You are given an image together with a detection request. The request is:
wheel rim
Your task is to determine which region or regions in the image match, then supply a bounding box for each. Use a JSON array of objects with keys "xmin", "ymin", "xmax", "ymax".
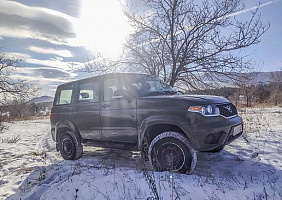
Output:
[
  {"xmin": 156, "ymin": 142, "xmax": 185, "ymax": 171},
  {"xmin": 62, "ymin": 137, "xmax": 74, "ymax": 158}
]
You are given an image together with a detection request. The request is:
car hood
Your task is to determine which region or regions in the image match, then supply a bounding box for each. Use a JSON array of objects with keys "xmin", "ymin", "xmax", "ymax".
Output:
[{"xmin": 142, "ymin": 94, "xmax": 230, "ymax": 105}]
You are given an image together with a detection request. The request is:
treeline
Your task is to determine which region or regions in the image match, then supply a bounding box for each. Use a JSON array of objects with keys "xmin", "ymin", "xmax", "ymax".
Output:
[
  {"xmin": 188, "ymin": 82, "xmax": 282, "ymax": 107},
  {"xmin": 1, "ymin": 100, "xmax": 52, "ymax": 120}
]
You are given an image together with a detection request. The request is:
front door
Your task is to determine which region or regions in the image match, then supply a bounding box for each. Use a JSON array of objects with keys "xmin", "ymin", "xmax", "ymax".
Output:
[{"xmin": 100, "ymin": 75, "xmax": 137, "ymax": 143}]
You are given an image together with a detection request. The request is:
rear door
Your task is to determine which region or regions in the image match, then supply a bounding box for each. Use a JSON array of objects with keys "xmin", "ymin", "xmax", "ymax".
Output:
[
  {"xmin": 72, "ymin": 78, "xmax": 102, "ymax": 140},
  {"xmin": 100, "ymin": 75, "xmax": 137, "ymax": 143}
]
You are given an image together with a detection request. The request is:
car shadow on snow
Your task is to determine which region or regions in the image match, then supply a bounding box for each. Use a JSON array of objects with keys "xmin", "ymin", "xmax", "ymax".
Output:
[
  {"xmin": 82, "ymin": 146, "xmax": 142, "ymax": 168},
  {"xmin": 7, "ymin": 146, "xmax": 282, "ymax": 199}
]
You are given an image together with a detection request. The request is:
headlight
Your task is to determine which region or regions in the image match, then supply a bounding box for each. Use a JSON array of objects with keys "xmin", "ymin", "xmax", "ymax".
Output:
[{"xmin": 188, "ymin": 105, "xmax": 220, "ymax": 117}]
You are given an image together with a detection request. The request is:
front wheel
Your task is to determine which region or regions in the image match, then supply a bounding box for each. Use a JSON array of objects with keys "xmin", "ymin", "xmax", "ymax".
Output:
[
  {"xmin": 59, "ymin": 131, "xmax": 83, "ymax": 160},
  {"xmin": 148, "ymin": 132, "xmax": 197, "ymax": 174}
]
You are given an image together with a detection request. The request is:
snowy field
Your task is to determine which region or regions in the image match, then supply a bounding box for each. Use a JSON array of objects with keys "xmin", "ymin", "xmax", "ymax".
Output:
[{"xmin": 0, "ymin": 107, "xmax": 282, "ymax": 200}]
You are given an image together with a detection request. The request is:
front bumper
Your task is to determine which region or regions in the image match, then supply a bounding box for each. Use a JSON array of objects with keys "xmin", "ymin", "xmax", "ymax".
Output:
[{"xmin": 182, "ymin": 115, "xmax": 243, "ymax": 152}]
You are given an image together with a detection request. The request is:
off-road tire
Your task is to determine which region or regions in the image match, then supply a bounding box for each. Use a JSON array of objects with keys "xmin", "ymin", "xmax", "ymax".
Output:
[
  {"xmin": 148, "ymin": 132, "xmax": 197, "ymax": 174},
  {"xmin": 59, "ymin": 131, "xmax": 83, "ymax": 160}
]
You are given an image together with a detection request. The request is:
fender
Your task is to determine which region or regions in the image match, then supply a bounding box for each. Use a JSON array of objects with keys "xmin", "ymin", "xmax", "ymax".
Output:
[
  {"xmin": 55, "ymin": 120, "xmax": 82, "ymax": 150},
  {"xmin": 138, "ymin": 115, "xmax": 197, "ymax": 150}
]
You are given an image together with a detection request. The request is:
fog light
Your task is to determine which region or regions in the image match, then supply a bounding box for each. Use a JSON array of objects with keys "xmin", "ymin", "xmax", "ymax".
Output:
[{"xmin": 204, "ymin": 132, "xmax": 223, "ymax": 144}]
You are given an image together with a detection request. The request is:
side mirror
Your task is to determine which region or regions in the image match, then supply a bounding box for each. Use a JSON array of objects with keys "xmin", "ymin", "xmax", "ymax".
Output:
[{"xmin": 80, "ymin": 92, "xmax": 90, "ymax": 99}]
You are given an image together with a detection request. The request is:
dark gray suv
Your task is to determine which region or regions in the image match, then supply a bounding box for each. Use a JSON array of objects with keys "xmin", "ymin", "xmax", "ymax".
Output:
[{"xmin": 50, "ymin": 73, "xmax": 243, "ymax": 174}]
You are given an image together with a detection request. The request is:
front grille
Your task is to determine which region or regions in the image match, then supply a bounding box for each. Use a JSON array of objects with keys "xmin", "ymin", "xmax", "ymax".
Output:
[{"xmin": 217, "ymin": 103, "xmax": 237, "ymax": 118}]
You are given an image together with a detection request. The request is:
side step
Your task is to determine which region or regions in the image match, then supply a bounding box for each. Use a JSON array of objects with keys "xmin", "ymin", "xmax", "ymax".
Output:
[{"xmin": 82, "ymin": 140, "xmax": 138, "ymax": 151}]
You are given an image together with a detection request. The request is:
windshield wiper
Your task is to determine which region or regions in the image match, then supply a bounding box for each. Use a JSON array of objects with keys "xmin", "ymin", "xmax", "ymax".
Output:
[
  {"xmin": 163, "ymin": 90, "xmax": 177, "ymax": 95},
  {"xmin": 143, "ymin": 90, "xmax": 177, "ymax": 96}
]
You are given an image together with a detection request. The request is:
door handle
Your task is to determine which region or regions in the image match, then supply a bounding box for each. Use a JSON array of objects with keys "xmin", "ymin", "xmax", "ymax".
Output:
[{"xmin": 102, "ymin": 104, "xmax": 110, "ymax": 108}]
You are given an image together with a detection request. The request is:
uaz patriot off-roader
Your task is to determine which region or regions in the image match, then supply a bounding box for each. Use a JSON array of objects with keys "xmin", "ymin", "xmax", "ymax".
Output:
[{"xmin": 50, "ymin": 73, "xmax": 243, "ymax": 174}]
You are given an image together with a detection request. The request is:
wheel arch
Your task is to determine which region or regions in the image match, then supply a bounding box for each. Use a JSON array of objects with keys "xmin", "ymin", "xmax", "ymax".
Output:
[
  {"xmin": 138, "ymin": 115, "xmax": 195, "ymax": 150},
  {"xmin": 55, "ymin": 121, "xmax": 82, "ymax": 150}
]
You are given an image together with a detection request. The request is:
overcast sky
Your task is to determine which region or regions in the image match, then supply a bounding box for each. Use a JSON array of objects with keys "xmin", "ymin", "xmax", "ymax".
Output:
[{"xmin": 0, "ymin": 0, "xmax": 281, "ymax": 96}]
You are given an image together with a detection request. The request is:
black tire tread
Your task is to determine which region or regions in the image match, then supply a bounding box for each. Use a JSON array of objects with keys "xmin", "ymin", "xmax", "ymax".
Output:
[
  {"xmin": 60, "ymin": 131, "xmax": 83, "ymax": 160},
  {"xmin": 148, "ymin": 131, "xmax": 197, "ymax": 174}
]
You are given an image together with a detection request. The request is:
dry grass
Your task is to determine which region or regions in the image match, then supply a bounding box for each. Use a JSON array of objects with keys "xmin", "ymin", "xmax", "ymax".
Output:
[
  {"xmin": 5, "ymin": 116, "xmax": 49, "ymax": 122},
  {"xmin": 1, "ymin": 135, "xmax": 20, "ymax": 143}
]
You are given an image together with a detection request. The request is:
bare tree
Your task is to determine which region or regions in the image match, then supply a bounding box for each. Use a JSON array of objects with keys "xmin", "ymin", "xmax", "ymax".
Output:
[
  {"xmin": 76, "ymin": 53, "xmax": 121, "ymax": 75},
  {"xmin": 122, "ymin": 0, "xmax": 269, "ymax": 89},
  {"xmin": 0, "ymin": 52, "xmax": 35, "ymax": 96},
  {"xmin": 9, "ymin": 97, "xmax": 30, "ymax": 118},
  {"xmin": 0, "ymin": 51, "xmax": 38, "ymax": 130},
  {"xmin": 271, "ymin": 68, "xmax": 282, "ymax": 91},
  {"xmin": 270, "ymin": 68, "xmax": 282, "ymax": 105},
  {"xmin": 235, "ymin": 73, "xmax": 257, "ymax": 107}
]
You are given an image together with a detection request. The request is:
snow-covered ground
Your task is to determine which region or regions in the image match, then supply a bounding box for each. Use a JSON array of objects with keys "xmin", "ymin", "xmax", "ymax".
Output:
[{"xmin": 0, "ymin": 107, "xmax": 282, "ymax": 200}]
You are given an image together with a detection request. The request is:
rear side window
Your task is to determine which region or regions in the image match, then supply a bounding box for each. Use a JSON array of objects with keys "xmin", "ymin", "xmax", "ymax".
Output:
[
  {"xmin": 56, "ymin": 85, "xmax": 73, "ymax": 105},
  {"xmin": 78, "ymin": 81, "xmax": 100, "ymax": 103}
]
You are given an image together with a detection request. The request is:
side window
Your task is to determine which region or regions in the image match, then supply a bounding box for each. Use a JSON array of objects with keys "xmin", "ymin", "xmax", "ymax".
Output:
[
  {"xmin": 56, "ymin": 85, "xmax": 73, "ymax": 105},
  {"xmin": 78, "ymin": 81, "xmax": 100, "ymax": 103},
  {"xmin": 103, "ymin": 78, "xmax": 128, "ymax": 101}
]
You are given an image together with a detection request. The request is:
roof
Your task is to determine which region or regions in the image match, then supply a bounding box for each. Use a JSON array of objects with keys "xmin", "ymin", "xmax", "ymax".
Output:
[{"xmin": 57, "ymin": 72, "xmax": 149, "ymax": 88}]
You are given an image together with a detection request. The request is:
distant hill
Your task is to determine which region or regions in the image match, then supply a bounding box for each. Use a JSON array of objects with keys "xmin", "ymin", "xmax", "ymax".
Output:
[
  {"xmin": 230, "ymin": 71, "xmax": 274, "ymax": 85},
  {"xmin": 245, "ymin": 72, "xmax": 273, "ymax": 85},
  {"xmin": 201, "ymin": 71, "xmax": 277, "ymax": 87},
  {"xmin": 29, "ymin": 96, "xmax": 54, "ymax": 104}
]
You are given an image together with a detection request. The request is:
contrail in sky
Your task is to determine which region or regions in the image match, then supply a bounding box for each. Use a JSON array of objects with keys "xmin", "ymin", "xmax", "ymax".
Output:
[
  {"xmin": 226, "ymin": 0, "xmax": 280, "ymax": 18},
  {"xmin": 137, "ymin": 0, "xmax": 280, "ymax": 46}
]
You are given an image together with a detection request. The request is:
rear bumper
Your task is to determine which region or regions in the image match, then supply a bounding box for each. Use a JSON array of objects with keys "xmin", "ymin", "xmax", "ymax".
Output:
[{"xmin": 182, "ymin": 115, "xmax": 243, "ymax": 152}]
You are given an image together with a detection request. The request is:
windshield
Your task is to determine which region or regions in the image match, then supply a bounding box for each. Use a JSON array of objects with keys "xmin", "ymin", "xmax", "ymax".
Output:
[{"xmin": 127, "ymin": 75, "xmax": 177, "ymax": 97}]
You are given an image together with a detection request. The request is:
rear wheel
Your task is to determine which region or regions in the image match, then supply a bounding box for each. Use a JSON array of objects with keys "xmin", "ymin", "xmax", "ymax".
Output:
[
  {"xmin": 59, "ymin": 131, "xmax": 83, "ymax": 160},
  {"xmin": 148, "ymin": 132, "xmax": 197, "ymax": 174}
]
